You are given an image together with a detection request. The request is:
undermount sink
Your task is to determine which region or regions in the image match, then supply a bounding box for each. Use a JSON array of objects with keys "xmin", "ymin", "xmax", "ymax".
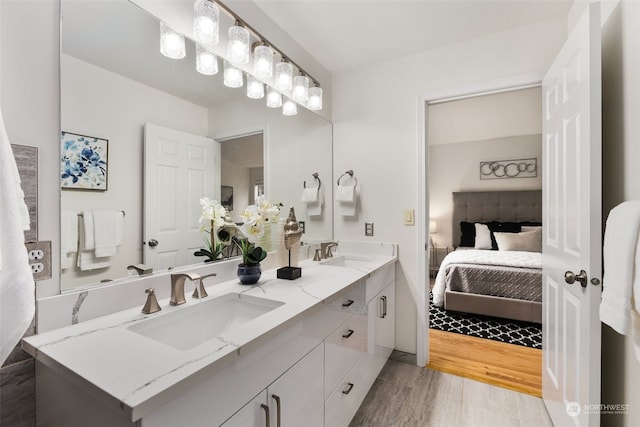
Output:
[
  {"xmin": 321, "ymin": 254, "xmax": 377, "ymax": 268},
  {"xmin": 127, "ymin": 293, "xmax": 284, "ymax": 351}
]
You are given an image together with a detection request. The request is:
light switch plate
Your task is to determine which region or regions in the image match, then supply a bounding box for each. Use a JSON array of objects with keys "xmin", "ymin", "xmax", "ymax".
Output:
[
  {"xmin": 404, "ymin": 209, "xmax": 415, "ymax": 226},
  {"xmin": 25, "ymin": 241, "xmax": 52, "ymax": 281},
  {"xmin": 365, "ymin": 222, "xmax": 374, "ymax": 237}
]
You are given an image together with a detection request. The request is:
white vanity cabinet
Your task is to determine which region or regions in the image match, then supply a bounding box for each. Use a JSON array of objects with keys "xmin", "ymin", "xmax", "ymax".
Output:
[{"xmin": 222, "ymin": 343, "xmax": 324, "ymax": 427}]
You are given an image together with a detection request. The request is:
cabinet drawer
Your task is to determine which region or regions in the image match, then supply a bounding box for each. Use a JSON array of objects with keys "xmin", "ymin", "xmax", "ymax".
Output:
[
  {"xmin": 324, "ymin": 313, "xmax": 366, "ymax": 399},
  {"xmin": 324, "ymin": 359, "xmax": 371, "ymax": 427},
  {"xmin": 315, "ymin": 280, "xmax": 365, "ymax": 338}
]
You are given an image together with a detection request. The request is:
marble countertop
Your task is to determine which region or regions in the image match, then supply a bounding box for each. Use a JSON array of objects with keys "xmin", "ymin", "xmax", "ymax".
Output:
[{"xmin": 22, "ymin": 253, "xmax": 396, "ymax": 422}]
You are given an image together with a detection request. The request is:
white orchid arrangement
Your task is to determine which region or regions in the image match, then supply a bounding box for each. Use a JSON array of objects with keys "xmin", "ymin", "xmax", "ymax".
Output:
[
  {"xmin": 194, "ymin": 197, "xmax": 229, "ymax": 261},
  {"xmin": 237, "ymin": 196, "xmax": 282, "ymax": 266}
]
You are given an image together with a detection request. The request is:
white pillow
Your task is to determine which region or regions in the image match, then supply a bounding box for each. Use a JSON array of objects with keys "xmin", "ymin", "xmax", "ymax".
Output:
[
  {"xmin": 494, "ymin": 229, "xmax": 542, "ymax": 252},
  {"xmin": 521, "ymin": 226, "xmax": 541, "ymax": 232},
  {"xmin": 474, "ymin": 223, "xmax": 492, "ymax": 249}
]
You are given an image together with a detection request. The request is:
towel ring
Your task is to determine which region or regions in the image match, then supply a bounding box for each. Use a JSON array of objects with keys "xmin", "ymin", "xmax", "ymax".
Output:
[
  {"xmin": 304, "ymin": 172, "xmax": 321, "ymax": 190},
  {"xmin": 337, "ymin": 170, "xmax": 358, "ymax": 187}
]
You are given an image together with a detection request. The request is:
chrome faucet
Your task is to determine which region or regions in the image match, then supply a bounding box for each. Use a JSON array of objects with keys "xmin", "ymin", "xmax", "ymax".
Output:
[
  {"xmin": 170, "ymin": 272, "xmax": 217, "ymax": 305},
  {"xmin": 321, "ymin": 242, "xmax": 339, "ymax": 259}
]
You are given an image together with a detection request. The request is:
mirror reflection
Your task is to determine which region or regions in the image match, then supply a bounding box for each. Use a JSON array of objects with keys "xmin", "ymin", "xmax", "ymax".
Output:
[{"xmin": 60, "ymin": 0, "xmax": 333, "ymax": 291}]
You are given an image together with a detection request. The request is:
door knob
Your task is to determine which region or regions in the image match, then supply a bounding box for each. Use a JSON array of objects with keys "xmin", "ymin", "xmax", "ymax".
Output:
[
  {"xmin": 565, "ymin": 270, "xmax": 588, "ymax": 288},
  {"xmin": 148, "ymin": 239, "xmax": 159, "ymax": 248}
]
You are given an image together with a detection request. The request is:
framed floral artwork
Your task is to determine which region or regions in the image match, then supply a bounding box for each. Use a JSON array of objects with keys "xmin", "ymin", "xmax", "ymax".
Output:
[{"xmin": 60, "ymin": 132, "xmax": 108, "ymax": 190}]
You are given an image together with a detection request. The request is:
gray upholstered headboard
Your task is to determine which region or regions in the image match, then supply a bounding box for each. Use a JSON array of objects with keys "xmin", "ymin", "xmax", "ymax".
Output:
[{"xmin": 451, "ymin": 190, "xmax": 542, "ymax": 247}]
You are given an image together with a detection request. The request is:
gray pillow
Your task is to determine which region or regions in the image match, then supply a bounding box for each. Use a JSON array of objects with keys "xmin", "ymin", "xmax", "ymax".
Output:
[{"xmin": 494, "ymin": 229, "xmax": 542, "ymax": 252}]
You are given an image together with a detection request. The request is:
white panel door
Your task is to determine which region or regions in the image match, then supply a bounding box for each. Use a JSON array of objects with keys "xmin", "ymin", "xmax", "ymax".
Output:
[
  {"xmin": 542, "ymin": 3, "xmax": 601, "ymax": 426},
  {"xmin": 144, "ymin": 123, "xmax": 220, "ymax": 270}
]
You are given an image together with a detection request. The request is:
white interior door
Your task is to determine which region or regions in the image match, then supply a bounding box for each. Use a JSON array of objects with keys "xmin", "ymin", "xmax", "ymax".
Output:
[
  {"xmin": 542, "ymin": 3, "xmax": 601, "ymax": 426},
  {"xmin": 144, "ymin": 123, "xmax": 220, "ymax": 270}
]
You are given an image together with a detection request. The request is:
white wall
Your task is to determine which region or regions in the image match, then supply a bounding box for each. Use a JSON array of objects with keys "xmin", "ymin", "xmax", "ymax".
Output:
[
  {"xmin": 332, "ymin": 18, "xmax": 567, "ymax": 353},
  {"xmin": 601, "ymin": 1, "xmax": 640, "ymax": 425},
  {"xmin": 429, "ymin": 135, "xmax": 542, "ymax": 248},
  {"xmin": 60, "ymin": 54, "xmax": 209, "ymax": 289},
  {"xmin": 1, "ymin": 0, "xmax": 60, "ymax": 299}
]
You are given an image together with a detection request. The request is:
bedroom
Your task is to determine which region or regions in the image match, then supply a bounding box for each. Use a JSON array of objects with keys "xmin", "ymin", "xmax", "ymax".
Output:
[{"xmin": 426, "ymin": 87, "xmax": 544, "ymax": 394}]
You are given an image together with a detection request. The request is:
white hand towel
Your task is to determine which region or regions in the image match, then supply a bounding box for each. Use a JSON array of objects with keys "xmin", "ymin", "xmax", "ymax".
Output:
[
  {"xmin": 77, "ymin": 216, "xmax": 111, "ymax": 271},
  {"xmin": 336, "ymin": 184, "xmax": 355, "ymax": 202},
  {"xmin": 93, "ymin": 210, "xmax": 124, "ymax": 258},
  {"xmin": 61, "ymin": 211, "xmax": 78, "ymax": 270},
  {"xmin": 306, "ymin": 186, "xmax": 324, "ymax": 217},
  {"xmin": 80, "ymin": 210, "xmax": 95, "ymax": 250},
  {"xmin": 301, "ymin": 187, "xmax": 319, "ymax": 203},
  {"xmin": 600, "ymin": 201, "xmax": 640, "ymax": 337},
  {"xmin": 0, "ymin": 112, "xmax": 34, "ymax": 365}
]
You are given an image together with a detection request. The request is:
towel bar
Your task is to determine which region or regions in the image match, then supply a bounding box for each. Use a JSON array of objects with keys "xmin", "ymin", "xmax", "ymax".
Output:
[{"xmin": 78, "ymin": 210, "xmax": 125, "ymax": 217}]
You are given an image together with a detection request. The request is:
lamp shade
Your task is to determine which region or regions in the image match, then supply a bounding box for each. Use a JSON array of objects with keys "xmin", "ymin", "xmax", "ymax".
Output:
[
  {"xmin": 193, "ymin": 0, "xmax": 219, "ymax": 45},
  {"xmin": 160, "ymin": 22, "xmax": 185, "ymax": 59},
  {"xmin": 196, "ymin": 44, "xmax": 218, "ymax": 75},
  {"xmin": 246, "ymin": 76, "xmax": 265, "ymax": 99},
  {"xmin": 292, "ymin": 75, "xmax": 309, "ymax": 103},
  {"xmin": 227, "ymin": 24, "xmax": 250, "ymax": 64},
  {"xmin": 266, "ymin": 87, "xmax": 282, "ymax": 108},
  {"xmin": 223, "ymin": 60, "xmax": 243, "ymax": 88},
  {"xmin": 275, "ymin": 61, "xmax": 293, "ymax": 92},
  {"xmin": 282, "ymin": 98, "xmax": 297, "ymax": 116},
  {"xmin": 307, "ymin": 86, "xmax": 323, "ymax": 111},
  {"xmin": 253, "ymin": 45, "xmax": 274, "ymax": 79},
  {"xmin": 429, "ymin": 220, "xmax": 438, "ymax": 234}
]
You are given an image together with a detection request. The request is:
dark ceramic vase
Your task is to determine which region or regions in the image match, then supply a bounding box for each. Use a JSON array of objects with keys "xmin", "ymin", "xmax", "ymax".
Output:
[{"xmin": 237, "ymin": 264, "xmax": 262, "ymax": 285}]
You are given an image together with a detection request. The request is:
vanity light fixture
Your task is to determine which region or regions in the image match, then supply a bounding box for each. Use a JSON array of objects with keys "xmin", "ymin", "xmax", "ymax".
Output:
[
  {"xmin": 307, "ymin": 85, "xmax": 323, "ymax": 111},
  {"xmin": 196, "ymin": 44, "xmax": 218, "ymax": 75},
  {"xmin": 193, "ymin": 0, "xmax": 219, "ymax": 45},
  {"xmin": 246, "ymin": 75, "xmax": 265, "ymax": 99},
  {"xmin": 227, "ymin": 21, "xmax": 250, "ymax": 64},
  {"xmin": 223, "ymin": 60, "xmax": 243, "ymax": 88},
  {"xmin": 266, "ymin": 87, "xmax": 283, "ymax": 108},
  {"xmin": 275, "ymin": 60, "xmax": 293, "ymax": 92},
  {"xmin": 160, "ymin": 22, "xmax": 185, "ymax": 59},
  {"xmin": 292, "ymin": 74, "xmax": 310, "ymax": 103},
  {"xmin": 282, "ymin": 98, "xmax": 297, "ymax": 116},
  {"xmin": 253, "ymin": 43, "xmax": 274, "ymax": 79}
]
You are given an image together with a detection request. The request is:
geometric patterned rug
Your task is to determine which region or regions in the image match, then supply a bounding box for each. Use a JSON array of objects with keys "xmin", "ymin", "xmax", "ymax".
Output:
[{"xmin": 429, "ymin": 292, "xmax": 542, "ymax": 349}]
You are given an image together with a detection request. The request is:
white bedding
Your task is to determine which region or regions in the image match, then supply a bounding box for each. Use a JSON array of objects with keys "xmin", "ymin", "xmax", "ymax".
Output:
[{"xmin": 432, "ymin": 249, "xmax": 542, "ymax": 307}]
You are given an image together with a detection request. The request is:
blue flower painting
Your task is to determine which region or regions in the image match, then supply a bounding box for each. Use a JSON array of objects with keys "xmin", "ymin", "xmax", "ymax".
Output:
[{"xmin": 61, "ymin": 132, "xmax": 108, "ymax": 190}]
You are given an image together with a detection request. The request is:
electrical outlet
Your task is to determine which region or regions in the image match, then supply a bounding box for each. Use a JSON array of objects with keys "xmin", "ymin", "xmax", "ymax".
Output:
[
  {"xmin": 365, "ymin": 222, "xmax": 374, "ymax": 237},
  {"xmin": 25, "ymin": 241, "xmax": 52, "ymax": 281},
  {"xmin": 299, "ymin": 221, "xmax": 305, "ymax": 234}
]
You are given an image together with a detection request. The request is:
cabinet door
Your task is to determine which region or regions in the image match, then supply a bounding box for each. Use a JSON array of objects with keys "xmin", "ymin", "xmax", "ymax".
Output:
[
  {"xmin": 221, "ymin": 390, "xmax": 268, "ymax": 427},
  {"xmin": 367, "ymin": 281, "xmax": 396, "ymax": 361},
  {"xmin": 268, "ymin": 344, "xmax": 324, "ymax": 427}
]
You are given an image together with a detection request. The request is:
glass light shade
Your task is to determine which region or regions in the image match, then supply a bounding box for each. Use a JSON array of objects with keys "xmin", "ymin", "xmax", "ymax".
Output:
[
  {"xmin": 275, "ymin": 62, "xmax": 293, "ymax": 91},
  {"xmin": 196, "ymin": 44, "xmax": 218, "ymax": 75},
  {"xmin": 227, "ymin": 25, "xmax": 250, "ymax": 64},
  {"xmin": 253, "ymin": 45, "xmax": 274, "ymax": 79},
  {"xmin": 266, "ymin": 87, "xmax": 282, "ymax": 108},
  {"xmin": 223, "ymin": 61, "xmax": 243, "ymax": 88},
  {"xmin": 160, "ymin": 22, "xmax": 185, "ymax": 59},
  {"xmin": 282, "ymin": 98, "xmax": 297, "ymax": 116},
  {"xmin": 292, "ymin": 75, "xmax": 309, "ymax": 103},
  {"xmin": 246, "ymin": 76, "xmax": 265, "ymax": 99},
  {"xmin": 193, "ymin": 0, "xmax": 219, "ymax": 45},
  {"xmin": 307, "ymin": 86, "xmax": 323, "ymax": 110}
]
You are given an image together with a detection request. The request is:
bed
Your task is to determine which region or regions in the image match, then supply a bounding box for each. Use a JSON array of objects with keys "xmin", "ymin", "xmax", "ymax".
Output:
[{"xmin": 432, "ymin": 190, "xmax": 543, "ymax": 323}]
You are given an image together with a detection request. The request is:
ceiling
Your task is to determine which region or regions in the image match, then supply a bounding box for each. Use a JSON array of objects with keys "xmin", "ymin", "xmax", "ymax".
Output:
[{"xmin": 253, "ymin": 0, "xmax": 574, "ymax": 73}]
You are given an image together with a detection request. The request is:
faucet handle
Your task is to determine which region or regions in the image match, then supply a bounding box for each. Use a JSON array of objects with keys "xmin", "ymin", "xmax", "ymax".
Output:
[
  {"xmin": 313, "ymin": 248, "xmax": 323, "ymax": 262},
  {"xmin": 142, "ymin": 288, "xmax": 161, "ymax": 314},
  {"xmin": 191, "ymin": 279, "xmax": 209, "ymax": 299}
]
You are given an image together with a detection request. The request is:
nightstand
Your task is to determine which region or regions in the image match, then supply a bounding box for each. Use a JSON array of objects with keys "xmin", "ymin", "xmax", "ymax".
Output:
[{"xmin": 429, "ymin": 246, "xmax": 450, "ymax": 277}]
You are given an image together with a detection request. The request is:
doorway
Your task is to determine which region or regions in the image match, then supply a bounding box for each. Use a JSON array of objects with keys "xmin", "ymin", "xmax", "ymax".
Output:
[{"xmin": 421, "ymin": 84, "xmax": 544, "ymax": 396}]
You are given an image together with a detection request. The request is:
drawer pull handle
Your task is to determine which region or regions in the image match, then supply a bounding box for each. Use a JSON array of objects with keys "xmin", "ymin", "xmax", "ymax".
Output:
[
  {"xmin": 379, "ymin": 295, "xmax": 387, "ymax": 318},
  {"xmin": 342, "ymin": 382, "xmax": 355, "ymax": 395},
  {"xmin": 272, "ymin": 394, "xmax": 281, "ymax": 427},
  {"xmin": 342, "ymin": 329, "xmax": 354, "ymax": 339},
  {"xmin": 261, "ymin": 403, "xmax": 270, "ymax": 427},
  {"xmin": 342, "ymin": 299, "xmax": 354, "ymax": 307}
]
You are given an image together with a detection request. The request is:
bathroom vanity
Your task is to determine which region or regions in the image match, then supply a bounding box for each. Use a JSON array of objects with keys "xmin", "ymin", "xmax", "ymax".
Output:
[{"xmin": 23, "ymin": 244, "xmax": 397, "ymax": 427}]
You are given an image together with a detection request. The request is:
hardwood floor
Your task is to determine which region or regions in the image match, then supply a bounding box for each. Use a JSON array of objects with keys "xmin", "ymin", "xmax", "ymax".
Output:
[
  {"xmin": 427, "ymin": 329, "xmax": 542, "ymax": 397},
  {"xmin": 349, "ymin": 358, "xmax": 552, "ymax": 427}
]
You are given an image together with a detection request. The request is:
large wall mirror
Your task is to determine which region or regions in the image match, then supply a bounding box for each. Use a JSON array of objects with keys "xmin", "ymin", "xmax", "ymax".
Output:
[{"xmin": 60, "ymin": 0, "xmax": 333, "ymax": 291}]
